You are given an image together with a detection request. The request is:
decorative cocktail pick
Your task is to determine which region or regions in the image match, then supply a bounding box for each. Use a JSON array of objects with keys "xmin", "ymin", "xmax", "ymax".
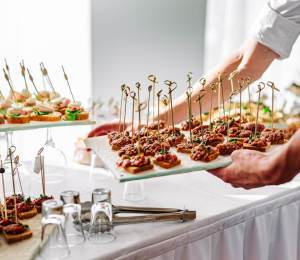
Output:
[
  {"xmin": 156, "ymin": 89, "xmax": 163, "ymax": 143},
  {"xmin": 186, "ymin": 89, "xmax": 193, "ymax": 146},
  {"xmin": 40, "ymin": 62, "xmax": 56, "ymax": 92},
  {"xmin": 135, "ymin": 82, "xmax": 141, "ymax": 129},
  {"xmin": 146, "ymin": 85, "xmax": 152, "ymax": 132},
  {"xmin": 122, "ymin": 87, "xmax": 130, "ymax": 135},
  {"xmin": 34, "ymin": 148, "xmax": 46, "ymax": 196},
  {"xmin": 237, "ymin": 78, "xmax": 244, "ymax": 130},
  {"xmin": 0, "ymin": 160, "xmax": 7, "ymax": 219},
  {"xmin": 162, "ymin": 95, "xmax": 169, "ymax": 126},
  {"xmin": 20, "ymin": 60, "xmax": 29, "ymax": 92},
  {"xmin": 227, "ymin": 90, "xmax": 239, "ymax": 136},
  {"xmin": 3, "ymin": 68, "xmax": 17, "ymax": 101},
  {"xmin": 130, "ymin": 91, "xmax": 136, "ymax": 138},
  {"xmin": 8, "ymin": 146, "xmax": 18, "ymax": 222},
  {"xmin": 209, "ymin": 82, "xmax": 217, "ymax": 130},
  {"xmin": 197, "ymin": 78, "xmax": 206, "ymax": 126},
  {"xmin": 62, "ymin": 66, "xmax": 76, "ymax": 102},
  {"xmin": 119, "ymin": 84, "xmax": 126, "ymax": 132},
  {"xmin": 164, "ymin": 80, "xmax": 177, "ymax": 134},
  {"xmin": 218, "ymin": 73, "xmax": 226, "ymax": 119},
  {"xmin": 27, "ymin": 68, "xmax": 40, "ymax": 95},
  {"xmin": 254, "ymin": 82, "xmax": 265, "ymax": 137},
  {"xmin": 14, "ymin": 156, "xmax": 23, "ymax": 196},
  {"xmin": 266, "ymin": 81, "xmax": 280, "ymax": 130},
  {"xmin": 148, "ymin": 74, "xmax": 158, "ymax": 122},
  {"xmin": 4, "ymin": 58, "xmax": 13, "ymax": 86},
  {"xmin": 228, "ymin": 70, "xmax": 239, "ymax": 116},
  {"xmin": 244, "ymin": 77, "xmax": 252, "ymax": 116}
]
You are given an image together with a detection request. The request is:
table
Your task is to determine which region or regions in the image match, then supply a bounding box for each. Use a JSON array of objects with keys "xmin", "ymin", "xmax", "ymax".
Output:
[{"xmin": 36, "ymin": 164, "xmax": 300, "ymax": 260}]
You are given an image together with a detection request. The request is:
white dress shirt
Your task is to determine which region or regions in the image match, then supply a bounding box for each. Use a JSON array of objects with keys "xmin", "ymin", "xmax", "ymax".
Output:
[{"xmin": 251, "ymin": 0, "xmax": 300, "ymax": 59}]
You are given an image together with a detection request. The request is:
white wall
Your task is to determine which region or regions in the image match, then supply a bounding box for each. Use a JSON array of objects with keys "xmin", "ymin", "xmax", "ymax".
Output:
[
  {"xmin": 91, "ymin": 0, "xmax": 206, "ymax": 103},
  {"xmin": 0, "ymin": 0, "xmax": 91, "ymax": 161}
]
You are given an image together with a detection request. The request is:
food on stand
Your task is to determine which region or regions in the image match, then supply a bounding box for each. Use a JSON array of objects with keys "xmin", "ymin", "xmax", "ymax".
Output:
[
  {"xmin": 153, "ymin": 151, "xmax": 181, "ymax": 169},
  {"xmin": 3, "ymin": 223, "xmax": 32, "ymax": 243},
  {"xmin": 190, "ymin": 145, "xmax": 219, "ymax": 162},
  {"xmin": 6, "ymin": 107, "xmax": 30, "ymax": 124},
  {"xmin": 17, "ymin": 198, "xmax": 38, "ymax": 220},
  {"xmin": 31, "ymin": 104, "xmax": 61, "ymax": 122},
  {"xmin": 64, "ymin": 102, "xmax": 89, "ymax": 121},
  {"xmin": 117, "ymin": 155, "xmax": 154, "ymax": 174}
]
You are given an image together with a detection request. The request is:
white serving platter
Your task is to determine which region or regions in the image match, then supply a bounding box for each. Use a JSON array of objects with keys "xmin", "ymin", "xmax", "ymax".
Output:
[
  {"xmin": 85, "ymin": 136, "xmax": 233, "ymax": 182},
  {"xmin": 0, "ymin": 120, "xmax": 96, "ymax": 132}
]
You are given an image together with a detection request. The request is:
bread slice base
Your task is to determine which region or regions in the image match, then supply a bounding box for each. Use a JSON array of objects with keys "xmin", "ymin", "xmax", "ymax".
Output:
[
  {"xmin": 124, "ymin": 163, "xmax": 154, "ymax": 174},
  {"xmin": 6, "ymin": 115, "xmax": 30, "ymax": 124},
  {"xmin": 3, "ymin": 229, "xmax": 33, "ymax": 244},
  {"xmin": 18, "ymin": 207, "xmax": 38, "ymax": 220},
  {"xmin": 153, "ymin": 159, "xmax": 181, "ymax": 169},
  {"xmin": 30, "ymin": 112, "xmax": 61, "ymax": 122}
]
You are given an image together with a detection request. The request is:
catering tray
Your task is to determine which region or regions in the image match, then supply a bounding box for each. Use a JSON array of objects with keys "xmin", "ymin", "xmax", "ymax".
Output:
[
  {"xmin": 0, "ymin": 120, "xmax": 95, "ymax": 133},
  {"xmin": 85, "ymin": 136, "xmax": 232, "ymax": 182}
]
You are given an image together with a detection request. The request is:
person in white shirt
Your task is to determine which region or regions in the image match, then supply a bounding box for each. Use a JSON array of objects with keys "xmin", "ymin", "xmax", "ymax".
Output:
[{"xmin": 92, "ymin": 0, "xmax": 300, "ymax": 189}]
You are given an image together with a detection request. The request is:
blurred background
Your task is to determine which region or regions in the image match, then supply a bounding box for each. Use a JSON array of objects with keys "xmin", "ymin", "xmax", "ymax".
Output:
[{"xmin": 0, "ymin": 0, "xmax": 299, "ymax": 162}]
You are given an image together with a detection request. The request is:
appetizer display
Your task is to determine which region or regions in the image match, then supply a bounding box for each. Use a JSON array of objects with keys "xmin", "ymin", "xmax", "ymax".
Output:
[{"xmin": 3, "ymin": 223, "xmax": 32, "ymax": 244}]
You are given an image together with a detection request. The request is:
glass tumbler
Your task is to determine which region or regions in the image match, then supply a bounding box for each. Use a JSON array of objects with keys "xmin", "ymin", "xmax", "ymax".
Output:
[
  {"xmin": 60, "ymin": 190, "xmax": 85, "ymax": 246},
  {"xmin": 88, "ymin": 201, "xmax": 115, "ymax": 244},
  {"xmin": 40, "ymin": 199, "xmax": 70, "ymax": 260}
]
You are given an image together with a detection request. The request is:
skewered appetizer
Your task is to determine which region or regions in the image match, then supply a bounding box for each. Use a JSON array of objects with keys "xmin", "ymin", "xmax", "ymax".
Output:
[
  {"xmin": 243, "ymin": 122, "xmax": 265, "ymax": 133},
  {"xmin": 17, "ymin": 198, "xmax": 38, "ymax": 220},
  {"xmin": 64, "ymin": 101, "xmax": 89, "ymax": 121},
  {"xmin": 23, "ymin": 97, "xmax": 36, "ymax": 108},
  {"xmin": 148, "ymin": 120, "xmax": 166, "ymax": 131},
  {"xmin": 118, "ymin": 143, "xmax": 140, "ymax": 157},
  {"xmin": 153, "ymin": 151, "xmax": 181, "ymax": 169},
  {"xmin": 0, "ymin": 218, "xmax": 16, "ymax": 232},
  {"xmin": 261, "ymin": 128, "xmax": 286, "ymax": 144},
  {"xmin": 31, "ymin": 104, "xmax": 61, "ymax": 121},
  {"xmin": 108, "ymin": 131, "xmax": 130, "ymax": 144},
  {"xmin": 139, "ymin": 135, "xmax": 158, "ymax": 145},
  {"xmin": 197, "ymin": 132, "xmax": 225, "ymax": 147},
  {"xmin": 176, "ymin": 140, "xmax": 193, "ymax": 153},
  {"xmin": 227, "ymin": 126, "xmax": 252, "ymax": 139},
  {"xmin": 243, "ymin": 136, "xmax": 270, "ymax": 152},
  {"xmin": 142, "ymin": 141, "xmax": 170, "ymax": 156},
  {"xmin": 3, "ymin": 223, "xmax": 32, "ymax": 244},
  {"xmin": 190, "ymin": 145, "xmax": 219, "ymax": 162},
  {"xmin": 0, "ymin": 99, "xmax": 12, "ymax": 115},
  {"xmin": 50, "ymin": 97, "xmax": 71, "ymax": 114},
  {"xmin": 191, "ymin": 125, "xmax": 209, "ymax": 135},
  {"xmin": 33, "ymin": 195, "xmax": 54, "ymax": 213},
  {"xmin": 110, "ymin": 135, "xmax": 132, "ymax": 151},
  {"xmin": 117, "ymin": 155, "xmax": 153, "ymax": 174},
  {"xmin": 6, "ymin": 194, "xmax": 24, "ymax": 209},
  {"xmin": 181, "ymin": 117, "xmax": 200, "ymax": 131},
  {"xmin": 216, "ymin": 139, "xmax": 243, "ymax": 155},
  {"xmin": 6, "ymin": 107, "xmax": 30, "ymax": 124}
]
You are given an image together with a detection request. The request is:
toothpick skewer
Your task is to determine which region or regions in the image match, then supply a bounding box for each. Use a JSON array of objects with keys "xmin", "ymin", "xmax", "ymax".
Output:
[
  {"xmin": 4, "ymin": 59, "xmax": 13, "ymax": 86},
  {"xmin": 209, "ymin": 83, "xmax": 217, "ymax": 130},
  {"xmin": 27, "ymin": 69, "xmax": 40, "ymax": 95},
  {"xmin": 146, "ymin": 85, "xmax": 152, "ymax": 134},
  {"xmin": 227, "ymin": 90, "xmax": 239, "ymax": 136},
  {"xmin": 245, "ymin": 77, "xmax": 252, "ymax": 117},
  {"xmin": 20, "ymin": 60, "xmax": 29, "ymax": 92},
  {"xmin": 135, "ymin": 82, "xmax": 141, "ymax": 129},
  {"xmin": 266, "ymin": 81, "xmax": 280, "ymax": 130},
  {"xmin": 255, "ymin": 82, "xmax": 265, "ymax": 137},
  {"xmin": 0, "ymin": 90, "xmax": 5, "ymax": 100},
  {"xmin": 164, "ymin": 80, "xmax": 177, "ymax": 134},
  {"xmin": 37, "ymin": 148, "xmax": 46, "ymax": 196},
  {"xmin": 238, "ymin": 79, "xmax": 244, "ymax": 130},
  {"xmin": 3, "ymin": 69, "xmax": 17, "ymax": 101},
  {"xmin": 119, "ymin": 84, "xmax": 126, "ymax": 133},
  {"xmin": 0, "ymin": 160, "xmax": 7, "ymax": 219},
  {"xmin": 162, "ymin": 95, "xmax": 169, "ymax": 126},
  {"xmin": 8, "ymin": 146, "xmax": 17, "ymax": 223},
  {"xmin": 218, "ymin": 73, "xmax": 226, "ymax": 119},
  {"xmin": 14, "ymin": 156, "xmax": 23, "ymax": 196},
  {"xmin": 157, "ymin": 90, "xmax": 163, "ymax": 143},
  {"xmin": 62, "ymin": 66, "xmax": 76, "ymax": 102},
  {"xmin": 122, "ymin": 87, "xmax": 130, "ymax": 135},
  {"xmin": 40, "ymin": 63, "xmax": 55, "ymax": 92},
  {"xmin": 228, "ymin": 70, "xmax": 239, "ymax": 116},
  {"xmin": 130, "ymin": 91, "xmax": 136, "ymax": 138},
  {"xmin": 148, "ymin": 75, "xmax": 158, "ymax": 123}
]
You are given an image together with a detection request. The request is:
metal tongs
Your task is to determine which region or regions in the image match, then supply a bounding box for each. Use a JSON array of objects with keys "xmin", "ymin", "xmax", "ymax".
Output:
[{"xmin": 81, "ymin": 202, "xmax": 196, "ymax": 225}]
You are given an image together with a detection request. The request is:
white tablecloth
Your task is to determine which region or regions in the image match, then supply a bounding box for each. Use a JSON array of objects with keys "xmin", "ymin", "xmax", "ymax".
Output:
[{"xmin": 36, "ymin": 165, "xmax": 300, "ymax": 260}]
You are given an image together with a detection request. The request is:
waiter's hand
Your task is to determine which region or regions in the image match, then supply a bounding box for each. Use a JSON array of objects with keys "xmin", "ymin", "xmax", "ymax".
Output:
[
  {"xmin": 208, "ymin": 149, "xmax": 286, "ymax": 189},
  {"xmin": 87, "ymin": 122, "xmax": 127, "ymax": 138}
]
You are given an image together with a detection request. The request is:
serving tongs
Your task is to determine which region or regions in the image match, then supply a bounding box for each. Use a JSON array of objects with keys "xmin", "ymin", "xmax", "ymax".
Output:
[{"xmin": 80, "ymin": 202, "xmax": 196, "ymax": 225}]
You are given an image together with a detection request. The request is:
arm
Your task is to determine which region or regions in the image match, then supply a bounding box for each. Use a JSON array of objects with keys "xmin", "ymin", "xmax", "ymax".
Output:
[{"xmin": 209, "ymin": 129, "xmax": 300, "ymax": 189}]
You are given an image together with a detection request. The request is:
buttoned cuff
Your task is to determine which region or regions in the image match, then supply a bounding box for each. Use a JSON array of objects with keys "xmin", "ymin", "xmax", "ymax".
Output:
[{"xmin": 249, "ymin": 6, "xmax": 300, "ymax": 59}]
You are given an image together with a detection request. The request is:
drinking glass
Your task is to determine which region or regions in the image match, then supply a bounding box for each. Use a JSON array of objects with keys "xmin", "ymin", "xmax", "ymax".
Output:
[
  {"xmin": 60, "ymin": 190, "xmax": 85, "ymax": 246},
  {"xmin": 40, "ymin": 199, "xmax": 70, "ymax": 260}
]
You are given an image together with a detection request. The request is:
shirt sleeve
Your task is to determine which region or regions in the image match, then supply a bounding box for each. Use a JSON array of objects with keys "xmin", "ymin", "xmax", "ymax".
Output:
[{"xmin": 250, "ymin": 0, "xmax": 300, "ymax": 59}]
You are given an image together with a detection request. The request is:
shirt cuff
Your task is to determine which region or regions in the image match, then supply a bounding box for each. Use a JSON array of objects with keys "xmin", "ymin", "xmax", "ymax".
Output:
[{"xmin": 249, "ymin": 6, "xmax": 300, "ymax": 59}]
